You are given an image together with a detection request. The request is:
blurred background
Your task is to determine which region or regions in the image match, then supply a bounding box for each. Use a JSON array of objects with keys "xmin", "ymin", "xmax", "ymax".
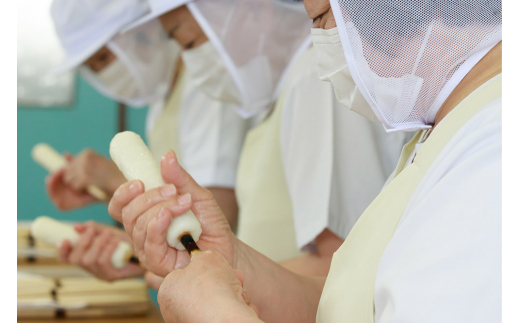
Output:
[
  {"xmin": 17, "ymin": 0, "xmax": 148, "ymax": 224},
  {"xmin": 17, "ymin": 0, "xmax": 157, "ymax": 310}
]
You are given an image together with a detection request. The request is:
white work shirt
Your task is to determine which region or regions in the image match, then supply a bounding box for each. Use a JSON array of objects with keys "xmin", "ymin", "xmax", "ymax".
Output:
[
  {"xmin": 374, "ymin": 98, "xmax": 502, "ymax": 323},
  {"xmin": 280, "ymin": 48, "xmax": 410, "ymax": 249},
  {"xmin": 146, "ymin": 71, "xmax": 250, "ymax": 189}
]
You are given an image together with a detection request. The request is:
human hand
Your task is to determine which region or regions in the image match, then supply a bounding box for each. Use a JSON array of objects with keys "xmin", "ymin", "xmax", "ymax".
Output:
[
  {"xmin": 108, "ymin": 150, "xmax": 236, "ymax": 277},
  {"xmin": 46, "ymin": 168, "xmax": 98, "ymax": 210},
  {"xmin": 62, "ymin": 149, "xmax": 126, "ymax": 195},
  {"xmin": 46, "ymin": 149, "xmax": 126, "ymax": 210},
  {"xmin": 57, "ymin": 221, "xmax": 145, "ymax": 281},
  {"xmin": 158, "ymin": 251, "xmax": 260, "ymax": 323}
]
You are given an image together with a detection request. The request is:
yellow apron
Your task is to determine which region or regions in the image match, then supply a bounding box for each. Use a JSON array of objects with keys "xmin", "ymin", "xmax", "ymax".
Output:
[
  {"xmin": 317, "ymin": 75, "xmax": 501, "ymax": 323},
  {"xmin": 148, "ymin": 67, "xmax": 186, "ymax": 163},
  {"xmin": 236, "ymin": 94, "xmax": 305, "ymax": 262}
]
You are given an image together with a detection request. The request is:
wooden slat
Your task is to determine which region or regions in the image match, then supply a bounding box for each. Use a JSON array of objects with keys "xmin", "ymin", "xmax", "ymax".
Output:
[{"xmin": 18, "ymin": 302, "xmax": 158, "ymax": 321}]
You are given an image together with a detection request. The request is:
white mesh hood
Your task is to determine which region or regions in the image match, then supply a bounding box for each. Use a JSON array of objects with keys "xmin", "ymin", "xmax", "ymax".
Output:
[
  {"xmin": 80, "ymin": 19, "xmax": 181, "ymax": 107},
  {"xmin": 330, "ymin": 0, "xmax": 502, "ymax": 132},
  {"xmin": 188, "ymin": 0, "xmax": 312, "ymax": 117}
]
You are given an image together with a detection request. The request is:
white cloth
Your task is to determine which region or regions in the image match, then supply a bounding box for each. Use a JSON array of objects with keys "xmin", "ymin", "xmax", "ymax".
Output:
[
  {"xmin": 123, "ymin": 0, "xmax": 191, "ymax": 32},
  {"xmin": 146, "ymin": 70, "xmax": 250, "ymax": 189},
  {"xmin": 79, "ymin": 20, "xmax": 180, "ymax": 107},
  {"xmin": 374, "ymin": 99, "xmax": 501, "ymax": 323},
  {"xmin": 50, "ymin": 0, "xmax": 149, "ymax": 74},
  {"xmin": 280, "ymin": 48, "xmax": 409, "ymax": 249},
  {"xmin": 188, "ymin": 0, "xmax": 312, "ymax": 117},
  {"xmin": 329, "ymin": 0, "xmax": 501, "ymax": 132}
]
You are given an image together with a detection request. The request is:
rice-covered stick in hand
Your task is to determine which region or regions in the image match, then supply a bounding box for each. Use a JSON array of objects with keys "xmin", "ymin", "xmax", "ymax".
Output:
[
  {"xmin": 30, "ymin": 216, "xmax": 137, "ymax": 269},
  {"xmin": 109, "ymin": 131, "xmax": 202, "ymax": 253},
  {"xmin": 31, "ymin": 143, "xmax": 108, "ymax": 201}
]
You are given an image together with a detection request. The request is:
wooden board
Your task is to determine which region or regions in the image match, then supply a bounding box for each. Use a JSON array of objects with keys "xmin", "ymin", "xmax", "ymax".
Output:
[
  {"xmin": 17, "ymin": 303, "xmax": 164, "ymax": 323},
  {"xmin": 18, "ymin": 272, "xmax": 151, "ymax": 320}
]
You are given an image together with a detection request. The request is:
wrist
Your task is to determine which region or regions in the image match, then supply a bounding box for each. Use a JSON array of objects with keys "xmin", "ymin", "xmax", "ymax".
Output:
[{"xmin": 210, "ymin": 298, "xmax": 262, "ymax": 323}]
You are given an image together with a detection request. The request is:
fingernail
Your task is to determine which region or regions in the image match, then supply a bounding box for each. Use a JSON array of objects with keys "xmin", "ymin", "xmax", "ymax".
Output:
[
  {"xmin": 178, "ymin": 193, "xmax": 191, "ymax": 206},
  {"xmin": 129, "ymin": 181, "xmax": 142, "ymax": 194},
  {"xmin": 162, "ymin": 150, "xmax": 175, "ymax": 161},
  {"xmin": 56, "ymin": 241, "xmax": 63, "ymax": 249},
  {"xmin": 161, "ymin": 184, "xmax": 177, "ymax": 197}
]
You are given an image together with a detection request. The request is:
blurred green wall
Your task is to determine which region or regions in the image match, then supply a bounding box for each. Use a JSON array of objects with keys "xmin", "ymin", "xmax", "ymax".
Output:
[{"xmin": 17, "ymin": 76, "xmax": 148, "ymax": 224}]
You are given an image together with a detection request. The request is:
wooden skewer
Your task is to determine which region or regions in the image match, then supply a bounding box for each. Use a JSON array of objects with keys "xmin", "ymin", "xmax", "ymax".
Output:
[{"xmin": 180, "ymin": 234, "xmax": 201, "ymax": 258}]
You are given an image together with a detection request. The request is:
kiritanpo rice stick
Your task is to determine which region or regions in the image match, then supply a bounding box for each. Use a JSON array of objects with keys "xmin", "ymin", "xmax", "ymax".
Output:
[
  {"xmin": 109, "ymin": 131, "xmax": 201, "ymax": 255},
  {"xmin": 30, "ymin": 216, "xmax": 138, "ymax": 268}
]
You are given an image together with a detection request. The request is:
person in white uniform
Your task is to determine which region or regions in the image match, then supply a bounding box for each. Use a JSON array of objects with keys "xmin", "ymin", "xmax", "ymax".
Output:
[
  {"xmin": 105, "ymin": 0, "xmax": 501, "ymax": 322},
  {"xmin": 46, "ymin": 0, "xmax": 248, "ymax": 227},
  {"xmin": 125, "ymin": 0, "xmax": 314, "ymax": 264},
  {"xmin": 278, "ymin": 47, "xmax": 409, "ymax": 274},
  {"xmin": 45, "ymin": 0, "xmax": 248, "ymax": 282},
  {"xmin": 159, "ymin": 0, "xmax": 407, "ymax": 272}
]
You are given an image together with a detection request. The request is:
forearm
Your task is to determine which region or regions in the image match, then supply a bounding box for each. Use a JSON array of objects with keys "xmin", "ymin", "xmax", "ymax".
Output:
[
  {"xmin": 280, "ymin": 253, "xmax": 332, "ymax": 277},
  {"xmin": 280, "ymin": 229, "xmax": 343, "ymax": 277},
  {"xmin": 234, "ymin": 239, "xmax": 324, "ymax": 323}
]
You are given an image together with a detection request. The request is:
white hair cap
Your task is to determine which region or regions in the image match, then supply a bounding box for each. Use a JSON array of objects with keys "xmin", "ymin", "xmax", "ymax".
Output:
[
  {"xmin": 50, "ymin": 0, "xmax": 150, "ymax": 74},
  {"xmin": 79, "ymin": 20, "xmax": 181, "ymax": 107},
  {"xmin": 188, "ymin": 0, "xmax": 312, "ymax": 117},
  {"xmin": 330, "ymin": 0, "xmax": 502, "ymax": 132},
  {"xmin": 123, "ymin": 0, "xmax": 191, "ymax": 32}
]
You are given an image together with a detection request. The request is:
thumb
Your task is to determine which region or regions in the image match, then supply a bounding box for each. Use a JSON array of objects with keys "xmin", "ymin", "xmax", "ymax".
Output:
[{"xmin": 160, "ymin": 150, "xmax": 213, "ymax": 202}]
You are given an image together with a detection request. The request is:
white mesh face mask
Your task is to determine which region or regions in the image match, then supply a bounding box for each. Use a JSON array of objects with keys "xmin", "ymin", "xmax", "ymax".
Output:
[
  {"xmin": 329, "ymin": 0, "xmax": 502, "ymax": 132},
  {"xmin": 80, "ymin": 19, "xmax": 181, "ymax": 107},
  {"xmin": 188, "ymin": 0, "xmax": 312, "ymax": 117}
]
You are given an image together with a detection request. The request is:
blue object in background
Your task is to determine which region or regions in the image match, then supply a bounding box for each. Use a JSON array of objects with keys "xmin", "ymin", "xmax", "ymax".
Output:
[{"xmin": 17, "ymin": 76, "xmax": 160, "ymax": 307}]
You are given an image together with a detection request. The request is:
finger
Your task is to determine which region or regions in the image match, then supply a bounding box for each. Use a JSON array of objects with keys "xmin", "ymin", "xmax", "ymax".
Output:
[
  {"xmin": 242, "ymin": 288, "xmax": 252, "ymax": 305},
  {"xmin": 241, "ymin": 288, "xmax": 251, "ymax": 305},
  {"xmin": 160, "ymin": 150, "xmax": 213, "ymax": 202},
  {"xmin": 73, "ymin": 223, "xmax": 87, "ymax": 233},
  {"xmin": 45, "ymin": 171, "xmax": 63, "ymax": 203},
  {"xmin": 122, "ymin": 184, "xmax": 178, "ymax": 234},
  {"xmin": 63, "ymin": 169, "xmax": 84, "ymax": 191},
  {"xmin": 108, "ymin": 180, "xmax": 144, "ymax": 223},
  {"xmin": 57, "ymin": 240, "xmax": 72, "ymax": 263},
  {"xmin": 82, "ymin": 231, "xmax": 112, "ymax": 271},
  {"xmin": 142, "ymin": 207, "xmax": 180, "ymax": 276},
  {"xmin": 81, "ymin": 221, "xmax": 103, "ymax": 235},
  {"xmin": 62, "ymin": 167, "xmax": 74, "ymax": 185},
  {"xmin": 233, "ymin": 269, "xmax": 245, "ymax": 286},
  {"xmin": 131, "ymin": 193, "xmax": 192, "ymax": 254},
  {"xmin": 46, "ymin": 169, "xmax": 64, "ymax": 191},
  {"xmin": 63, "ymin": 153, "xmax": 74, "ymax": 162},
  {"xmin": 98, "ymin": 238, "xmax": 120, "ymax": 278},
  {"xmin": 67, "ymin": 227, "xmax": 96, "ymax": 264},
  {"xmin": 249, "ymin": 304, "xmax": 259, "ymax": 316}
]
